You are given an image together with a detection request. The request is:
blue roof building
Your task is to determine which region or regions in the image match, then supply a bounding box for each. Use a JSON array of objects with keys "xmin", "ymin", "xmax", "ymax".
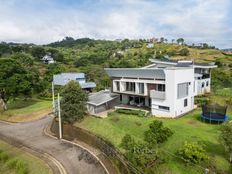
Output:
[{"xmin": 53, "ymin": 73, "xmax": 96, "ymax": 89}]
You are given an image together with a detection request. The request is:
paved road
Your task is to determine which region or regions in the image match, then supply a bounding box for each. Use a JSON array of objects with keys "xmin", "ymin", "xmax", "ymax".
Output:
[{"xmin": 0, "ymin": 116, "xmax": 106, "ymax": 174}]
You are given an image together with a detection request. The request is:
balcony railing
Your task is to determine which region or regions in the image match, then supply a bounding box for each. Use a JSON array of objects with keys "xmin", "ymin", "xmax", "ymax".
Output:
[{"xmin": 150, "ymin": 90, "xmax": 165, "ymax": 100}]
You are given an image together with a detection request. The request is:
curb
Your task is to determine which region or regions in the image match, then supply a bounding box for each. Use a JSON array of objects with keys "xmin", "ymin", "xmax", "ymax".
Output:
[{"xmin": 43, "ymin": 125, "xmax": 110, "ymax": 174}]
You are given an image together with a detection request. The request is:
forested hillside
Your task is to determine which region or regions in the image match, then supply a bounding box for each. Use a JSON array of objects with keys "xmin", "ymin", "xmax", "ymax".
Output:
[{"xmin": 0, "ymin": 37, "xmax": 232, "ymax": 105}]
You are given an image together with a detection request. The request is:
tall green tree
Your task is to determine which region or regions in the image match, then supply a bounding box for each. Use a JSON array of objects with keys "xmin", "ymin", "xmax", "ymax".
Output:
[
  {"xmin": 177, "ymin": 38, "xmax": 184, "ymax": 45},
  {"xmin": 60, "ymin": 81, "xmax": 87, "ymax": 123},
  {"xmin": 31, "ymin": 46, "xmax": 46, "ymax": 59},
  {"xmin": 0, "ymin": 58, "xmax": 40, "ymax": 109}
]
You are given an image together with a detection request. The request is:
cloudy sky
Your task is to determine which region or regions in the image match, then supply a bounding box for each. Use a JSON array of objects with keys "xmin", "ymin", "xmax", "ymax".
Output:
[{"xmin": 0, "ymin": 0, "xmax": 231, "ymax": 48}]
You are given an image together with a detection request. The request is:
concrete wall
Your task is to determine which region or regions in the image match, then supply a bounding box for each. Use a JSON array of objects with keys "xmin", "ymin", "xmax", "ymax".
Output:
[{"xmin": 151, "ymin": 68, "xmax": 195, "ymax": 118}]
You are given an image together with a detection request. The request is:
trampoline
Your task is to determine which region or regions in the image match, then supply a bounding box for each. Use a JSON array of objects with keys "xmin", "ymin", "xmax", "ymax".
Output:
[{"xmin": 201, "ymin": 104, "xmax": 229, "ymax": 123}]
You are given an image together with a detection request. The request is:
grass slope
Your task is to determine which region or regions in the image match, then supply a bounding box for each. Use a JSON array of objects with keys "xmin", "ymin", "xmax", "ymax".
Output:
[
  {"xmin": 0, "ymin": 98, "xmax": 52, "ymax": 122},
  {"xmin": 77, "ymin": 109, "xmax": 232, "ymax": 174},
  {"xmin": 0, "ymin": 140, "xmax": 52, "ymax": 174}
]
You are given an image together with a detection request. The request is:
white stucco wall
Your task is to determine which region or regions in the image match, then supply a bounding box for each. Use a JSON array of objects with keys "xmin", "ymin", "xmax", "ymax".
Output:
[{"xmin": 151, "ymin": 68, "xmax": 195, "ymax": 118}]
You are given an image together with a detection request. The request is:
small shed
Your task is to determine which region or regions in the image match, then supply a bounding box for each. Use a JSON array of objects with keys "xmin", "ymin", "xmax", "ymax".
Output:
[{"xmin": 87, "ymin": 90, "xmax": 120, "ymax": 115}]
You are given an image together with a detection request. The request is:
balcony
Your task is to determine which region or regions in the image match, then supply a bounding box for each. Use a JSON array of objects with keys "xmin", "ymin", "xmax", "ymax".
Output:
[{"xmin": 150, "ymin": 90, "xmax": 165, "ymax": 100}]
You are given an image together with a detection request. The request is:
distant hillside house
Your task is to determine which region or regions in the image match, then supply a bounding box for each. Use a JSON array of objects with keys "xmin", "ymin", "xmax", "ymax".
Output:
[
  {"xmin": 53, "ymin": 73, "xmax": 96, "ymax": 91},
  {"xmin": 147, "ymin": 43, "xmax": 154, "ymax": 48},
  {"xmin": 42, "ymin": 55, "xmax": 54, "ymax": 64}
]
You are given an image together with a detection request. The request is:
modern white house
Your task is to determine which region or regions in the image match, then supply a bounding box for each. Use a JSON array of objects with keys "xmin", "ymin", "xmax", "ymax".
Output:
[
  {"xmin": 42, "ymin": 54, "xmax": 55, "ymax": 64},
  {"xmin": 53, "ymin": 73, "xmax": 96, "ymax": 91},
  {"xmin": 105, "ymin": 59, "xmax": 217, "ymax": 118}
]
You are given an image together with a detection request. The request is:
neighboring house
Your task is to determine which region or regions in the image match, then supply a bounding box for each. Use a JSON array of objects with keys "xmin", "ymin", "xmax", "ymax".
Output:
[
  {"xmin": 42, "ymin": 55, "xmax": 55, "ymax": 64},
  {"xmin": 53, "ymin": 73, "xmax": 96, "ymax": 91},
  {"xmin": 105, "ymin": 59, "xmax": 217, "ymax": 118},
  {"xmin": 87, "ymin": 90, "xmax": 120, "ymax": 115},
  {"xmin": 146, "ymin": 43, "xmax": 154, "ymax": 48}
]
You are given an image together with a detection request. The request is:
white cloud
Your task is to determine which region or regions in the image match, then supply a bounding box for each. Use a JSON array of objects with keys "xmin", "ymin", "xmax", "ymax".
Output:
[{"xmin": 0, "ymin": 0, "xmax": 231, "ymax": 48}]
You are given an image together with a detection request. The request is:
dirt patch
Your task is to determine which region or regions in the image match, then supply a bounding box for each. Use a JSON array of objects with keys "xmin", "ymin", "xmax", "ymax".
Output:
[{"xmin": 7, "ymin": 108, "xmax": 52, "ymax": 122}]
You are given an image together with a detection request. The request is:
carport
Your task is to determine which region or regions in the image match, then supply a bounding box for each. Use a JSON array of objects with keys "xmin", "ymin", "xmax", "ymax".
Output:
[{"xmin": 87, "ymin": 90, "xmax": 120, "ymax": 115}]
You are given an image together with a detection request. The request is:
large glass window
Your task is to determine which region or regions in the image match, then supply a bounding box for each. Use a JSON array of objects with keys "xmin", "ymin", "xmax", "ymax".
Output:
[
  {"xmin": 177, "ymin": 83, "xmax": 189, "ymax": 99},
  {"xmin": 155, "ymin": 84, "xmax": 165, "ymax": 92},
  {"xmin": 126, "ymin": 82, "xmax": 135, "ymax": 92},
  {"xmin": 116, "ymin": 81, "xmax": 120, "ymax": 91},
  {"xmin": 138, "ymin": 83, "xmax": 144, "ymax": 94}
]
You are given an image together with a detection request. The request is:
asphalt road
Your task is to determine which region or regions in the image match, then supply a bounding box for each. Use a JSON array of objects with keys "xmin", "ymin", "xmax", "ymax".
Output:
[{"xmin": 0, "ymin": 116, "xmax": 106, "ymax": 174}]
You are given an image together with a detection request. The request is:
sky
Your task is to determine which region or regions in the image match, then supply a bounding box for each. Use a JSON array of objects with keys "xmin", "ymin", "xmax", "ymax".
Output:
[{"xmin": 0, "ymin": 0, "xmax": 231, "ymax": 48}]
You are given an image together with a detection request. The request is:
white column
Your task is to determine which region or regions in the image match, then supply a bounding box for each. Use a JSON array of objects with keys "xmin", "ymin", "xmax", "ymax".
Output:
[
  {"xmin": 52, "ymin": 82, "xmax": 55, "ymax": 113},
  {"xmin": 57, "ymin": 93, "xmax": 62, "ymax": 139}
]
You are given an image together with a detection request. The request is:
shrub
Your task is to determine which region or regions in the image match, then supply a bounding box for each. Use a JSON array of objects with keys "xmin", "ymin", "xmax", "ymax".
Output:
[
  {"xmin": 144, "ymin": 120, "xmax": 173, "ymax": 145},
  {"xmin": 220, "ymin": 121, "xmax": 232, "ymax": 162},
  {"xmin": 178, "ymin": 142, "xmax": 209, "ymax": 164},
  {"xmin": 0, "ymin": 152, "xmax": 9, "ymax": 162},
  {"xmin": 115, "ymin": 109, "xmax": 146, "ymax": 117},
  {"xmin": 6, "ymin": 158, "xmax": 28, "ymax": 174},
  {"xmin": 179, "ymin": 48, "xmax": 189, "ymax": 56},
  {"xmin": 194, "ymin": 97, "xmax": 209, "ymax": 106},
  {"xmin": 6, "ymin": 158, "xmax": 18, "ymax": 169},
  {"xmin": 120, "ymin": 134, "xmax": 161, "ymax": 174}
]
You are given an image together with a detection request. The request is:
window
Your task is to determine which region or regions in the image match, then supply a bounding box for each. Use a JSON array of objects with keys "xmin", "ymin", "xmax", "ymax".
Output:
[
  {"xmin": 177, "ymin": 83, "xmax": 189, "ymax": 99},
  {"xmin": 155, "ymin": 84, "xmax": 165, "ymax": 92},
  {"xmin": 206, "ymin": 81, "xmax": 209, "ymax": 87},
  {"xmin": 116, "ymin": 81, "xmax": 120, "ymax": 91},
  {"xmin": 184, "ymin": 99, "xmax": 188, "ymax": 107},
  {"xmin": 202, "ymin": 82, "xmax": 205, "ymax": 88},
  {"xmin": 138, "ymin": 83, "xmax": 144, "ymax": 94},
  {"xmin": 126, "ymin": 82, "xmax": 135, "ymax": 92},
  {"xmin": 158, "ymin": 105, "xmax": 170, "ymax": 111}
]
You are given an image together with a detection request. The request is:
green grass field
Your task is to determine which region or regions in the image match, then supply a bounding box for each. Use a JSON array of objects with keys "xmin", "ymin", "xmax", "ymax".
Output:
[
  {"xmin": 0, "ymin": 98, "xmax": 52, "ymax": 122},
  {"xmin": 77, "ymin": 109, "xmax": 232, "ymax": 174},
  {"xmin": 0, "ymin": 140, "xmax": 52, "ymax": 174}
]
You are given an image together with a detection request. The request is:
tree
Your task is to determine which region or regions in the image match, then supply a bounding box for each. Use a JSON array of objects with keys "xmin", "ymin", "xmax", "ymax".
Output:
[
  {"xmin": 144, "ymin": 120, "xmax": 173, "ymax": 145},
  {"xmin": 0, "ymin": 43, "xmax": 11, "ymax": 57},
  {"xmin": 179, "ymin": 48, "xmax": 189, "ymax": 56},
  {"xmin": 159, "ymin": 37, "xmax": 165, "ymax": 43},
  {"xmin": 31, "ymin": 46, "xmax": 46, "ymax": 59},
  {"xmin": 178, "ymin": 142, "xmax": 209, "ymax": 164},
  {"xmin": 220, "ymin": 121, "xmax": 232, "ymax": 162},
  {"xmin": 120, "ymin": 134, "xmax": 160, "ymax": 174},
  {"xmin": 47, "ymin": 48, "xmax": 64, "ymax": 62},
  {"xmin": 177, "ymin": 38, "xmax": 184, "ymax": 45},
  {"xmin": 60, "ymin": 81, "xmax": 87, "ymax": 123},
  {"xmin": 0, "ymin": 58, "xmax": 40, "ymax": 109}
]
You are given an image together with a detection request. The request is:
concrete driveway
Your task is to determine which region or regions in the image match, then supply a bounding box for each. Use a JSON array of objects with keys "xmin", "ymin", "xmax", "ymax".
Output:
[{"xmin": 0, "ymin": 116, "xmax": 106, "ymax": 174}]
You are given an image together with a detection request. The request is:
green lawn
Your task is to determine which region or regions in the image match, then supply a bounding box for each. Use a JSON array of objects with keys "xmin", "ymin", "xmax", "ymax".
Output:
[
  {"xmin": 0, "ymin": 140, "xmax": 52, "ymax": 174},
  {"xmin": 77, "ymin": 109, "xmax": 232, "ymax": 174},
  {"xmin": 0, "ymin": 98, "xmax": 52, "ymax": 122}
]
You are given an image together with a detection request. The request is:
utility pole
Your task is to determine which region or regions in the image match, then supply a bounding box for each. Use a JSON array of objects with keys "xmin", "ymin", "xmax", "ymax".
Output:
[
  {"xmin": 52, "ymin": 82, "xmax": 55, "ymax": 113},
  {"xmin": 57, "ymin": 93, "xmax": 62, "ymax": 139}
]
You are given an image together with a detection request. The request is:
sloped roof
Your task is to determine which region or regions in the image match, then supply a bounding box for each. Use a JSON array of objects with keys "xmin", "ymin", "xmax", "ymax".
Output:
[
  {"xmin": 53, "ymin": 73, "xmax": 96, "ymax": 89},
  {"xmin": 105, "ymin": 68, "xmax": 165, "ymax": 79},
  {"xmin": 87, "ymin": 90, "xmax": 119, "ymax": 106}
]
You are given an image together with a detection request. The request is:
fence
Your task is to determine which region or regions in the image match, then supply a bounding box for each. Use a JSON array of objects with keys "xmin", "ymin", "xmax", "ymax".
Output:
[{"xmin": 50, "ymin": 119, "xmax": 143, "ymax": 174}]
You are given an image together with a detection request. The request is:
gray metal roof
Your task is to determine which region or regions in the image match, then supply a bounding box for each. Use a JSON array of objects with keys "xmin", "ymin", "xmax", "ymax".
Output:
[
  {"xmin": 150, "ymin": 59, "xmax": 217, "ymax": 68},
  {"xmin": 53, "ymin": 73, "xmax": 96, "ymax": 89},
  {"xmin": 87, "ymin": 90, "xmax": 119, "ymax": 106},
  {"xmin": 80, "ymin": 82, "xmax": 96, "ymax": 88},
  {"xmin": 105, "ymin": 68, "xmax": 165, "ymax": 79}
]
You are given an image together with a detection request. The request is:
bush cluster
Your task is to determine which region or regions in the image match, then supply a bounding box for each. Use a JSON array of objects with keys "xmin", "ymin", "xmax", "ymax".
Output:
[
  {"xmin": 115, "ymin": 109, "xmax": 147, "ymax": 117},
  {"xmin": 178, "ymin": 142, "xmax": 209, "ymax": 164},
  {"xmin": 0, "ymin": 150, "xmax": 28, "ymax": 174}
]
